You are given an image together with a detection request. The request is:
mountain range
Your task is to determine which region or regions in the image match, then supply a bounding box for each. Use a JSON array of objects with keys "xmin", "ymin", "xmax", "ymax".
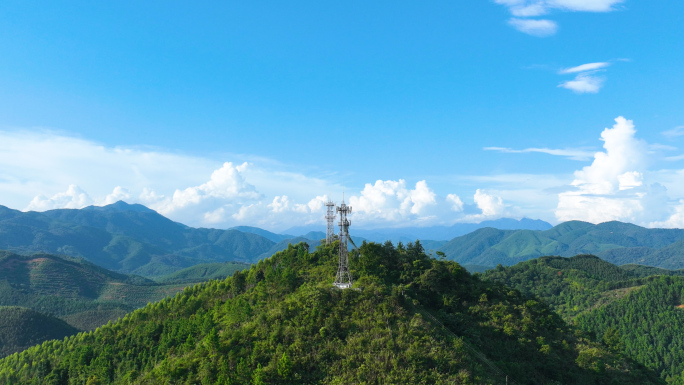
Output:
[
  {"xmin": 284, "ymin": 217, "xmax": 553, "ymax": 244},
  {"xmin": 0, "ymin": 201, "xmax": 554, "ymax": 278},
  {"xmin": 3, "ymin": 201, "xmax": 684, "ymax": 279},
  {"xmin": 0, "ymin": 202, "xmax": 274, "ymax": 277},
  {"xmin": 439, "ymin": 220, "xmax": 684, "ymax": 269}
]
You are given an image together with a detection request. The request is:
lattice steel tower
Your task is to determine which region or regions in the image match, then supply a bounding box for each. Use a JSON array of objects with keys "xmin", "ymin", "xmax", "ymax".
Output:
[
  {"xmin": 325, "ymin": 198, "xmax": 336, "ymax": 245},
  {"xmin": 333, "ymin": 199, "xmax": 353, "ymax": 289}
]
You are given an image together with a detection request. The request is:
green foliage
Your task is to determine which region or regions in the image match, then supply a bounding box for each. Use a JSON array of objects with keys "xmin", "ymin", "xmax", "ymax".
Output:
[
  {"xmin": 0, "ymin": 307, "xmax": 79, "ymax": 357},
  {"xmin": 482, "ymin": 254, "xmax": 646, "ymax": 319},
  {"xmin": 154, "ymin": 261, "xmax": 250, "ymax": 284},
  {"xmin": 0, "ymin": 242, "xmax": 661, "ymax": 384},
  {"xmin": 0, "ymin": 250, "xmax": 225, "ymax": 357},
  {"xmin": 575, "ymin": 276, "xmax": 684, "ymax": 382},
  {"xmin": 485, "ymin": 254, "xmax": 684, "ymax": 383}
]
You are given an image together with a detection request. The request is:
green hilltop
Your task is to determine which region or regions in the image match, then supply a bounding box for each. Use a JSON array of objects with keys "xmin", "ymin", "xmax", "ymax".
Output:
[{"xmin": 0, "ymin": 242, "xmax": 661, "ymax": 384}]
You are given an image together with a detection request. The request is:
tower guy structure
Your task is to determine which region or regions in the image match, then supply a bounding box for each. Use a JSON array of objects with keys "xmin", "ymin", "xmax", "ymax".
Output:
[
  {"xmin": 325, "ymin": 198, "xmax": 336, "ymax": 245},
  {"xmin": 333, "ymin": 199, "xmax": 353, "ymax": 289}
]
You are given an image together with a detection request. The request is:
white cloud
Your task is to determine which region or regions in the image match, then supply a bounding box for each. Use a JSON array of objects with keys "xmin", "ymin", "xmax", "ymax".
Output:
[
  {"xmin": 484, "ymin": 146, "xmax": 595, "ymax": 161},
  {"xmin": 666, "ymin": 154, "xmax": 684, "ymax": 162},
  {"xmin": 549, "ymin": 0, "xmax": 624, "ymax": 12},
  {"xmin": 348, "ymin": 179, "xmax": 438, "ymax": 224},
  {"xmin": 556, "ymin": 60, "xmax": 626, "ymax": 94},
  {"xmin": 495, "ymin": 0, "xmax": 549, "ymax": 17},
  {"xmin": 559, "ymin": 62, "xmax": 610, "ymax": 74},
  {"xmin": 104, "ymin": 186, "xmax": 131, "ymax": 205},
  {"xmin": 617, "ymin": 171, "xmax": 643, "ymax": 190},
  {"xmin": 474, "ymin": 189, "xmax": 505, "ymax": 217},
  {"xmin": 269, "ymin": 195, "xmax": 291, "ymax": 213},
  {"xmin": 496, "ymin": 0, "xmax": 623, "ymax": 36},
  {"xmin": 226, "ymin": 195, "xmax": 331, "ymax": 230},
  {"xmin": 10, "ymin": 121, "xmax": 684, "ymax": 232},
  {"xmin": 508, "ymin": 18, "xmax": 558, "ymax": 37},
  {"xmin": 558, "ymin": 72, "xmax": 605, "ymax": 93},
  {"xmin": 0, "ymin": 130, "xmax": 342, "ymax": 230},
  {"xmin": 497, "ymin": 0, "xmax": 623, "ymax": 15},
  {"xmin": 650, "ymin": 200, "xmax": 684, "ymax": 228},
  {"xmin": 555, "ymin": 117, "xmax": 656, "ymax": 223},
  {"xmin": 446, "ymin": 194, "xmax": 464, "ymax": 212},
  {"xmin": 155, "ymin": 162, "xmax": 260, "ymax": 214},
  {"xmin": 26, "ymin": 184, "xmax": 93, "ymax": 211},
  {"xmin": 662, "ymin": 126, "xmax": 684, "ymax": 139}
]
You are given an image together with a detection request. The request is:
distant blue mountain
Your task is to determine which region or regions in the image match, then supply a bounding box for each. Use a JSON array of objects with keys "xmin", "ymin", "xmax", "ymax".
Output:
[
  {"xmin": 0, "ymin": 201, "xmax": 276, "ymax": 277},
  {"xmin": 282, "ymin": 218, "xmax": 553, "ymax": 243},
  {"xmin": 229, "ymin": 226, "xmax": 293, "ymax": 243},
  {"xmin": 437, "ymin": 220, "xmax": 684, "ymax": 269},
  {"xmin": 81, "ymin": 201, "xmax": 157, "ymax": 214}
]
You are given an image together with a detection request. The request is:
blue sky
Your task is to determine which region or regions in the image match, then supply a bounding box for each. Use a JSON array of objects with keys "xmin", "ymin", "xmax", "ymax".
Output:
[{"xmin": 1, "ymin": 1, "xmax": 683, "ymax": 230}]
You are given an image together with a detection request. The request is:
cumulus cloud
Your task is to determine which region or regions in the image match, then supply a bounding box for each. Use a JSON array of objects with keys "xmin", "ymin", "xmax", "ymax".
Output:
[
  {"xmin": 348, "ymin": 180, "xmax": 438, "ymax": 224},
  {"xmin": 558, "ymin": 71, "xmax": 605, "ymax": 93},
  {"xmin": 446, "ymin": 194, "xmax": 464, "ymax": 212},
  {"xmin": 555, "ymin": 117, "xmax": 654, "ymax": 223},
  {"xmin": 104, "ymin": 186, "xmax": 131, "ymax": 205},
  {"xmin": 484, "ymin": 146, "xmax": 595, "ymax": 161},
  {"xmin": 474, "ymin": 189, "xmax": 505, "ymax": 217},
  {"xmin": 226, "ymin": 195, "xmax": 331, "ymax": 229},
  {"xmin": 507, "ymin": 18, "xmax": 558, "ymax": 37},
  {"xmin": 26, "ymin": 184, "xmax": 93, "ymax": 211},
  {"xmin": 496, "ymin": 0, "xmax": 623, "ymax": 36},
  {"xmin": 154, "ymin": 162, "xmax": 260, "ymax": 214}
]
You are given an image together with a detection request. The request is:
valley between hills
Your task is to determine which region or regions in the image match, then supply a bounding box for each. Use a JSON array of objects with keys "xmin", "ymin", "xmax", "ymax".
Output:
[{"xmin": 2, "ymin": 202, "xmax": 684, "ymax": 383}]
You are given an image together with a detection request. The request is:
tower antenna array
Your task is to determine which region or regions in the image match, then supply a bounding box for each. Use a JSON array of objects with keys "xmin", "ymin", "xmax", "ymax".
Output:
[
  {"xmin": 334, "ymin": 198, "xmax": 353, "ymax": 289},
  {"xmin": 325, "ymin": 198, "xmax": 336, "ymax": 245}
]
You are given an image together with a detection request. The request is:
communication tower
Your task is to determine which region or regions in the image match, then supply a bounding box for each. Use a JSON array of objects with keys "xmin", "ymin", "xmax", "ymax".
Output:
[
  {"xmin": 334, "ymin": 199, "xmax": 353, "ymax": 289},
  {"xmin": 325, "ymin": 198, "xmax": 336, "ymax": 245}
]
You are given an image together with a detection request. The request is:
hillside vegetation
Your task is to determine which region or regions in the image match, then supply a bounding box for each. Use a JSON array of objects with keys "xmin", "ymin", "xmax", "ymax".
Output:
[
  {"xmin": 0, "ymin": 242, "xmax": 661, "ymax": 384},
  {"xmin": 482, "ymin": 255, "xmax": 644, "ymax": 320},
  {"xmin": 439, "ymin": 221, "xmax": 684, "ymax": 268},
  {"xmin": 0, "ymin": 251, "xmax": 216, "ymax": 334},
  {"xmin": 0, "ymin": 307, "xmax": 79, "ymax": 358},
  {"xmin": 483, "ymin": 255, "xmax": 684, "ymax": 383},
  {"xmin": 155, "ymin": 261, "xmax": 250, "ymax": 284}
]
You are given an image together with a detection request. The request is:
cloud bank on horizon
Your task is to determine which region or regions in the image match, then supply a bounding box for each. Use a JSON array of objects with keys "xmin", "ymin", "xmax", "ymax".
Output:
[{"xmin": 2, "ymin": 116, "xmax": 684, "ymax": 230}]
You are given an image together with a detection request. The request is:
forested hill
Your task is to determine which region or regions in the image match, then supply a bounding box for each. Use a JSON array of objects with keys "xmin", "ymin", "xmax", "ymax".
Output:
[
  {"xmin": 438, "ymin": 220, "xmax": 684, "ymax": 269},
  {"xmin": 481, "ymin": 254, "xmax": 646, "ymax": 320},
  {"xmin": 0, "ymin": 307, "xmax": 79, "ymax": 358},
  {"xmin": 0, "ymin": 242, "xmax": 661, "ymax": 384},
  {"xmin": 0, "ymin": 250, "xmax": 236, "ymax": 355},
  {"xmin": 0, "ymin": 202, "xmax": 275, "ymax": 277},
  {"xmin": 483, "ymin": 255, "xmax": 684, "ymax": 383}
]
